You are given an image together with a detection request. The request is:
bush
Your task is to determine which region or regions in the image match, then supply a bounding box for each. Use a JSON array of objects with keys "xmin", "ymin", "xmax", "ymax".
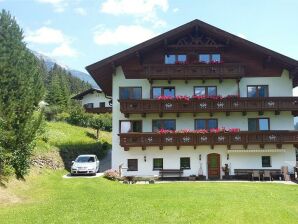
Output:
[
  {"xmin": 55, "ymin": 112, "xmax": 70, "ymax": 122},
  {"xmin": 104, "ymin": 169, "xmax": 121, "ymax": 181},
  {"xmin": 44, "ymin": 105, "xmax": 62, "ymax": 121}
]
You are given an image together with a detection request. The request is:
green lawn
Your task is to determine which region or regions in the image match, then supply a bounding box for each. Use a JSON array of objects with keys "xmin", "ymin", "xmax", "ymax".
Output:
[
  {"xmin": 0, "ymin": 170, "xmax": 297, "ymax": 224},
  {"xmin": 35, "ymin": 122, "xmax": 112, "ymax": 154}
]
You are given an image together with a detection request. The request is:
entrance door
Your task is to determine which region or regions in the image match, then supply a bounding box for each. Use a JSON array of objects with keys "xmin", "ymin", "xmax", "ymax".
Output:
[{"xmin": 207, "ymin": 153, "xmax": 220, "ymax": 179}]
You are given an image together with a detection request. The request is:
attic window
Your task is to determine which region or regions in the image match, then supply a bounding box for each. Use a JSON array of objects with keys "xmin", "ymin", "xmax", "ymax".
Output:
[
  {"xmin": 198, "ymin": 53, "xmax": 221, "ymax": 63},
  {"xmin": 165, "ymin": 54, "xmax": 187, "ymax": 64}
]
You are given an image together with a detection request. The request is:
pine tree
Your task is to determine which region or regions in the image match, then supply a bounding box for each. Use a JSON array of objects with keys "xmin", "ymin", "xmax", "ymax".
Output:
[{"xmin": 0, "ymin": 10, "xmax": 45, "ymax": 178}]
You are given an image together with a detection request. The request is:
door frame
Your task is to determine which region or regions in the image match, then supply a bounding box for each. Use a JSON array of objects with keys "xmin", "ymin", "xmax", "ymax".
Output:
[{"xmin": 207, "ymin": 153, "xmax": 221, "ymax": 179}]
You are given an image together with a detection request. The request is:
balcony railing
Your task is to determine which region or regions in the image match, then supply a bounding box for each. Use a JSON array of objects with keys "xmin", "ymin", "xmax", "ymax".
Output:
[
  {"xmin": 85, "ymin": 107, "xmax": 112, "ymax": 114},
  {"xmin": 119, "ymin": 97, "xmax": 298, "ymax": 117},
  {"xmin": 118, "ymin": 131, "xmax": 298, "ymax": 150},
  {"xmin": 143, "ymin": 63, "xmax": 245, "ymax": 80}
]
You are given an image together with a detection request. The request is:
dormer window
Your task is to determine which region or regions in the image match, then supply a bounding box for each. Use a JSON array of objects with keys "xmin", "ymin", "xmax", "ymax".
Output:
[
  {"xmin": 165, "ymin": 54, "xmax": 187, "ymax": 64},
  {"xmin": 198, "ymin": 53, "xmax": 221, "ymax": 63}
]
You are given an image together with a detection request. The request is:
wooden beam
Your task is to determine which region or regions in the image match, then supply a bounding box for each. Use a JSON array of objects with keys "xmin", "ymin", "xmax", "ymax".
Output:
[
  {"xmin": 135, "ymin": 51, "xmax": 143, "ymax": 65},
  {"xmin": 226, "ymin": 111, "xmax": 230, "ymax": 116},
  {"xmin": 242, "ymin": 111, "xmax": 247, "ymax": 116},
  {"xmin": 159, "ymin": 146, "xmax": 163, "ymax": 150},
  {"xmin": 176, "ymin": 113, "xmax": 180, "ymax": 117},
  {"xmin": 260, "ymin": 144, "xmax": 265, "ymax": 149},
  {"xmin": 275, "ymin": 111, "xmax": 280, "ymax": 115},
  {"xmin": 124, "ymin": 113, "xmax": 129, "ymax": 118},
  {"xmin": 141, "ymin": 113, "xmax": 146, "ymax": 118},
  {"xmin": 124, "ymin": 147, "xmax": 129, "ymax": 151},
  {"xmin": 159, "ymin": 112, "xmax": 163, "ymax": 118},
  {"xmin": 258, "ymin": 111, "xmax": 264, "ymax": 116},
  {"xmin": 276, "ymin": 144, "xmax": 282, "ymax": 149},
  {"xmin": 210, "ymin": 112, "xmax": 213, "ymax": 117},
  {"xmin": 243, "ymin": 144, "xmax": 248, "ymax": 149},
  {"xmin": 211, "ymin": 145, "xmax": 214, "ymax": 150},
  {"xmin": 142, "ymin": 146, "xmax": 146, "ymax": 151},
  {"xmin": 193, "ymin": 113, "xmax": 196, "ymax": 117},
  {"xmin": 177, "ymin": 146, "xmax": 180, "ymax": 150},
  {"xmin": 194, "ymin": 145, "xmax": 197, "ymax": 149}
]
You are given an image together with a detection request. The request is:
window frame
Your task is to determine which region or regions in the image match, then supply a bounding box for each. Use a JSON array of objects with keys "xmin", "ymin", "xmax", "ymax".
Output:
[
  {"xmin": 180, "ymin": 157, "xmax": 191, "ymax": 170},
  {"xmin": 119, "ymin": 120, "xmax": 143, "ymax": 133},
  {"xmin": 261, "ymin": 156, "xmax": 271, "ymax": 167},
  {"xmin": 194, "ymin": 119, "xmax": 218, "ymax": 130},
  {"xmin": 119, "ymin": 87, "xmax": 142, "ymax": 100},
  {"xmin": 164, "ymin": 54, "xmax": 187, "ymax": 64},
  {"xmin": 152, "ymin": 119, "xmax": 176, "ymax": 132},
  {"xmin": 198, "ymin": 53, "xmax": 221, "ymax": 63},
  {"xmin": 99, "ymin": 102, "xmax": 105, "ymax": 108},
  {"xmin": 248, "ymin": 118, "xmax": 270, "ymax": 131},
  {"xmin": 153, "ymin": 158, "xmax": 163, "ymax": 170},
  {"xmin": 84, "ymin": 103, "xmax": 94, "ymax": 108},
  {"xmin": 247, "ymin": 85, "xmax": 269, "ymax": 97},
  {"xmin": 127, "ymin": 159, "xmax": 138, "ymax": 171},
  {"xmin": 151, "ymin": 86, "xmax": 176, "ymax": 99},
  {"xmin": 193, "ymin": 86, "xmax": 217, "ymax": 97}
]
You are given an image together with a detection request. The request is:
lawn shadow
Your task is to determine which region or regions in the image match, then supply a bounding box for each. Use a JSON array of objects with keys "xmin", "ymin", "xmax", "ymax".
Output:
[
  {"xmin": 85, "ymin": 131, "xmax": 97, "ymax": 140},
  {"xmin": 58, "ymin": 141, "xmax": 111, "ymax": 172}
]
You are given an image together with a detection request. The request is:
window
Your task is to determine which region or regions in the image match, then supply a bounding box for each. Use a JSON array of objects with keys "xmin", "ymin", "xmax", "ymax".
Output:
[
  {"xmin": 247, "ymin": 85, "xmax": 268, "ymax": 97},
  {"xmin": 127, "ymin": 159, "xmax": 138, "ymax": 171},
  {"xmin": 180, "ymin": 157, "xmax": 190, "ymax": 169},
  {"xmin": 164, "ymin": 54, "xmax": 187, "ymax": 64},
  {"xmin": 152, "ymin": 87, "xmax": 175, "ymax": 99},
  {"xmin": 198, "ymin": 53, "xmax": 221, "ymax": 63},
  {"xmin": 84, "ymin": 103, "xmax": 93, "ymax": 108},
  {"xmin": 152, "ymin": 119, "xmax": 176, "ymax": 132},
  {"xmin": 119, "ymin": 87, "xmax": 142, "ymax": 99},
  {"xmin": 99, "ymin": 102, "xmax": 105, "ymax": 108},
  {"xmin": 262, "ymin": 156, "xmax": 271, "ymax": 167},
  {"xmin": 120, "ymin": 120, "xmax": 142, "ymax": 133},
  {"xmin": 248, "ymin": 118, "xmax": 270, "ymax": 131},
  {"xmin": 194, "ymin": 86, "xmax": 217, "ymax": 96},
  {"xmin": 195, "ymin": 119, "xmax": 218, "ymax": 130},
  {"xmin": 153, "ymin": 158, "xmax": 163, "ymax": 170}
]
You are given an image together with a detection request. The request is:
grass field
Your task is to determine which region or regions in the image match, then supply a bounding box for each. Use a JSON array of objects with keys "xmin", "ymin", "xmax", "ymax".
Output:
[
  {"xmin": 34, "ymin": 122, "xmax": 112, "ymax": 154},
  {"xmin": 0, "ymin": 170, "xmax": 297, "ymax": 224}
]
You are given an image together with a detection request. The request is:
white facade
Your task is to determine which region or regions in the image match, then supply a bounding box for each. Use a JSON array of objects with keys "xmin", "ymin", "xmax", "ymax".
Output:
[
  {"xmin": 112, "ymin": 67, "xmax": 296, "ymax": 178},
  {"xmin": 80, "ymin": 91, "xmax": 111, "ymax": 108}
]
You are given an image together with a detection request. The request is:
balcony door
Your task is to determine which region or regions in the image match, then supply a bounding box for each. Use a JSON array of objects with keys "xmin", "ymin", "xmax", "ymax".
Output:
[{"xmin": 207, "ymin": 153, "xmax": 220, "ymax": 179}]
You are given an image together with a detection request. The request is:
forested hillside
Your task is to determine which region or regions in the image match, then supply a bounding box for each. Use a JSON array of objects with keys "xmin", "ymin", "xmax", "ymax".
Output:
[{"xmin": 42, "ymin": 63, "xmax": 91, "ymax": 109}]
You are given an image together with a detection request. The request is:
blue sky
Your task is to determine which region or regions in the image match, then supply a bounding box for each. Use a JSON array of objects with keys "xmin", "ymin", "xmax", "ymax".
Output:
[{"xmin": 1, "ymin": 0, "xmax": 298, "ymax": 74}]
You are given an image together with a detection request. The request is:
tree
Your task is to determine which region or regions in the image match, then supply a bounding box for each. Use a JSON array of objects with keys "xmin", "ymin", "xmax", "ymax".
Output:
[
  {"xmin": 0, "ymin": 10, "xmax": 45, "ymax": 178},
  {"xmin": 90, "ymin": 115, "xmax": 103, "ymax": 140}
]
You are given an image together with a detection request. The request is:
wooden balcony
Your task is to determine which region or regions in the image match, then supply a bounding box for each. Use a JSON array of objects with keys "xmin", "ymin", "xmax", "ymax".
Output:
[
  {"xmin": 85, "ymin": 107, "xmax": 112, "ymax": 114},
  {"xmin": 143, "ymin": 63, "xmax": 245, "ymax": 81},
  {"xmin": 119, "ymin": 97, "xmax": 298, "ymax": 117},
  {"xmin": 119, "ymin": 131, "xmax": 298, "ymax": 151}
]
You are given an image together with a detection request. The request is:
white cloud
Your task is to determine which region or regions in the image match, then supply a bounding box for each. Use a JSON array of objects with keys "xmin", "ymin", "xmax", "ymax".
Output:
[
  {"xmin": 74, "ymin": 7, "xmax": 87, "ymax": 16},
  {"xmin": 25, "ymin": 26, "xmax": 78, "ymax": 58},
  {"xmin": 44, "ymin": 19, "xmax": 52, "ymax": 25},
  {"xmin": 173, "ymin": 8, "xmax": 179, "ymax": 13},
  {"xmin": 36, "ymin": 0, "xmax": 68, "ymax": 13},
  {"xmin": 237, "ymin": 33, "xmax": 247, "ymax": 39},
  {"xmin": 93, "ymin": 25, "xmax": 156, "ymax": 45},
  {"xmin": 50, "ymin": 42, "xmax": 78, "ymax": 57},
  {"xmin": 25, "ymin": 27, "xmax": 67, "ymax": 44},
  {"xmin": 100, "ymin": 0, "xmax": 169, "ymax": 27}
]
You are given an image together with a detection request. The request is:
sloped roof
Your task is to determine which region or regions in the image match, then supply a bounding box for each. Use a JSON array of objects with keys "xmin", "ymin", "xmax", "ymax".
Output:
[
  {"xmin": 86, "ymin": 19, "xmax": 298, "ymax": 95},
  {"xmin": 71, "ymin": 88, "xmax": 102, "ymax": 100}
]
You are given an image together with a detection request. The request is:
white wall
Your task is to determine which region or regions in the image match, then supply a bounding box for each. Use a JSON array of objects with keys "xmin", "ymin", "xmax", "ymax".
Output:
[
  {"xmin": 81, "ymin": 92, "xmax": 111, "ymax": 108},
  {"xmin": 112, "ymin": 66, "xmax": 296, "ymax": 177}
]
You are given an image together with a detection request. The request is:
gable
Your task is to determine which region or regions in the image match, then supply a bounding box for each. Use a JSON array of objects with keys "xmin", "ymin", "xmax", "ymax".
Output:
[{"xmin": 86, "ymin": 19, "xmax": 298, "ymax": 96}]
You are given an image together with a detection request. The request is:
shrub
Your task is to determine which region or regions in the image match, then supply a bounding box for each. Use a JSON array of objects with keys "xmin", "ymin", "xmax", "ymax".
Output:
[
  {"xmin": 104, "ymin": 169, "xmax": 121, "ymax": 181},
  {"xmin": 55, "ymin": 112, "xmax": 70, "ymax": 122},
  {"xmin": 44, "ymin": 105, "xmax": 62, "ymax": 121}
]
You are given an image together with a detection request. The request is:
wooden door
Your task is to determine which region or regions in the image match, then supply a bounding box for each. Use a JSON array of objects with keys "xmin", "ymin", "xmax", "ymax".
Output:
[{"xmin": 207, "ymin": 153, "xmax": 220, "ymax": 179}]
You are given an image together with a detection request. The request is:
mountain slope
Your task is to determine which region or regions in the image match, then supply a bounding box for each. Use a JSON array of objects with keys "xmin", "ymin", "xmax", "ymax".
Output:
[{"xmin": 32, "ymin": 50, "xmax": 97, "ymax": 87}]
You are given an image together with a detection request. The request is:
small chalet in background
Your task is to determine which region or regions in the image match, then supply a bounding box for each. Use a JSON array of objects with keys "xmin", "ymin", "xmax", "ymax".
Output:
[
  {"xmin": 86, "ymin": 19, "xmax": 298, "ymax": 180},
  {"xmin": 72, "ymin": 87, "xmax": 112, "ymax": 114}
]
